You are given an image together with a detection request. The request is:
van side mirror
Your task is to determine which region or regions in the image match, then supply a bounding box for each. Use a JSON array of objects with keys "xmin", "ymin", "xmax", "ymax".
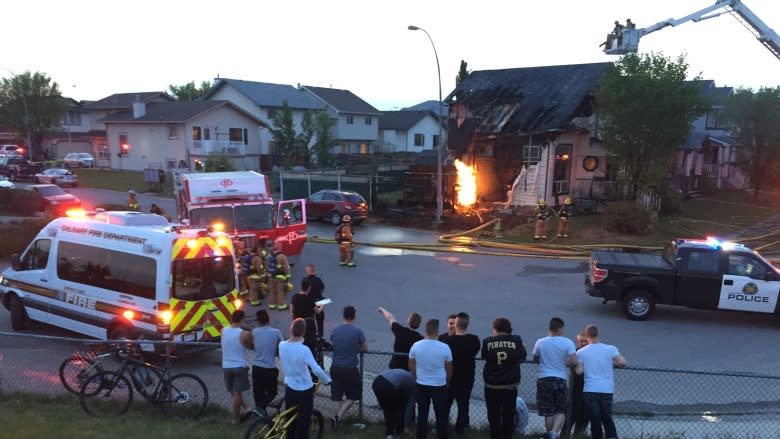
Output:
[{"xmin": 11, "ymin": 254, "xmax": 21, "ymax": 271}]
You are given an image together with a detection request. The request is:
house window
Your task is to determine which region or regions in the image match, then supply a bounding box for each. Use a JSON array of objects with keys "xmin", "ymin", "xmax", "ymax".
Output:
[
  {"xmin": 414, "ymin": 133, "xmax": 425, "ymax": 147},
  {"xmin": 119, "ymin": 133, "xmax": 128, "ymax": 151},
  {"xmin": 359, "ymin": 143, "xmax": 368, "ymax": 154},
  {"xmin": 166, "ymin": 159, "xmax": 176, "ymax": 169},
  {"xmin": 167, "ymin": 125, "xmax": 177, "ymax": 139},
  {"xmin": 192, "ymin": 126, "xmax": 202, "ymax": 141},
  {"xmin": 267, "ymin": 109, "xmax": 277, "ymax": 119},
  {"xmin": 364, "ymin": 116, "xmax": 372, "ymax": 125},
  {"xmin": 204, "ymin": 128, "xmax": 211, "ymax": 140},
  {"xmin": 433, "ymin": 134, "xmax": 440, "ymax": 148},
  {"xmin": 522, "ymin": 145, "xmax": 541, "ymax": 162},
  {"xmin": 706, "ymin": 109, "xmax": 725, "ymax": 129},
  {"xmin": 244, "ymin": 128, "xmax": 248, "ymax": 145},
  {"xmin": 97, "ymin": 144, "xmax": 110, "ymax": 160},
  {"xmin": 229, "ymin": 128, "xmax": 243, "ymax": 142},
  {"xmin": 346, "ymin": 115, "xmax": 354, "ymax": 125},
  {"xmin": 63, "ymin": 111, "xmax": 81, "ymax": 126}
]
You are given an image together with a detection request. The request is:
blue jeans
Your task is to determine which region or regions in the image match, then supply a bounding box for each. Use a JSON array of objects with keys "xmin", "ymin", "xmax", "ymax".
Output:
[
  {"xmin": 416, "ymin": 383, "xmax": 449, "ymax": 439},
  {"xmin": 583, "ymin": 392, "xmax": 617, "ymax": 439}
]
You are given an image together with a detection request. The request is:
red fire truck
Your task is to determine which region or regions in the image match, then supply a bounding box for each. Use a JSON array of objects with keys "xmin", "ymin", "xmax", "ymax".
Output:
[{"xmin": 174, "ymin": 171, "xmax": 307, "ymax": 264}]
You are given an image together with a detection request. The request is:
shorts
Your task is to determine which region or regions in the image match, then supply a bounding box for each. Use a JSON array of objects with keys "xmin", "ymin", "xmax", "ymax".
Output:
[
  {"xmin": 536, "ymin": 377, "xmax": 568, "ymax": 416},
  {"xmin": 330, "ymin": 366, "xmax": 362, "ymax": 401},
  {"xmin": 224, "ymin": 367, "xmax": 250, "ymax": 393}
]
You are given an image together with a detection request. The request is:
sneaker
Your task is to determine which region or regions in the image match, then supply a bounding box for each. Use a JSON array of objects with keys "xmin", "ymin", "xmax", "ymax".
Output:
[
  {"xmin": 346, "ymin": 261, "xmax": 356, "ymax": 267},
  {"xmin": 277, "ymin": 304, "xmax": 289, "ymax": 310},
  {"xmin": 339, "ymin": 261, "xmax": 347, "ymax": 266},
  {"xmin": 249, "ymin": 300, "xmax": 262, "ymax": 306},
  {"xmin": 330, "ymin": 416, "xmax": 340, "ymax": 432},
  {"xmin": 268, "ymin": 304, "xmax": 277, "ymax": 310}
]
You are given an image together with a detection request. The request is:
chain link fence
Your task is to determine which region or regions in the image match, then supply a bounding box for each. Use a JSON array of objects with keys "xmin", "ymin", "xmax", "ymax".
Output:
[
  {"xmin": 278, "ymin": 170, "xmax": 406, "ymax": 210},
  {"xmin": 2, "ymin": 332, "xmax": 780, "ymax": 438}
]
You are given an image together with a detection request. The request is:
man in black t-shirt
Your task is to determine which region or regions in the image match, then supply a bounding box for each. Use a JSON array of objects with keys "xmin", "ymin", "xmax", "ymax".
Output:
[
  {"xmin": 482, "ymin": 317, "xmax": 527, "ymax": 439},
  {"xmin": 378, "ymin": 307, "xmax": 423, "ymax": 371},
  {"xmin": 442, "ymin": 312, "xmax": 481, "ymax": 435},
  {"xmin": 291, "ymin": 277, "xmax": 322, "ymax": 357},
  {"xmin": 303, "ymin": 264, "xmax": 326, "ymax": 337}
]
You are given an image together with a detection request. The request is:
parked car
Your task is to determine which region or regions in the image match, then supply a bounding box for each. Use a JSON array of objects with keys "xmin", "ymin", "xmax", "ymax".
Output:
[
  {"xmin": 63, "ymin": 152, "xmax": 95, "ymax": 168},
  {"xmin": 305, "ymin": 189, "xmax": 368, "ymax": 225},
  {"xmin": 0, "ymin": 175, "xmax": 15, "ymax": 189},
  {"xmin": 34, "ymin": 168, "xmax": 79, "ymax": 187},
  {"xmin": 0, "ymin": 144, "xmax": 22, "ymax": 156},
  {"xmin": 0, "ymin": 155, "xmax": 45, "ymax": 181},
  {"xmin": 26, "ymin": 184, "xmax": 81, "ymax": 215}
]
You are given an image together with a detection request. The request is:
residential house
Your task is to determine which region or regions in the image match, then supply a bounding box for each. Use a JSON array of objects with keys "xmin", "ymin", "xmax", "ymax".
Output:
[
  {"xmin": 201, "ymin": 78, "xmax": 323, "ymax": 169},
  {"xmin": 675, "ymin": 80, "xmax": 747, "ymax": 193},
  {"xmin": 46, "ymin": 92, "xmax": 173, "ymax": 163},
  {"xmin": 300, "ymin": 85, "xmax": 381, "ymax": 154},
  {"xmin": 377, "ymin": 110, "xmax": 443, "ymax": 153},
  {"xmin": 445, "ymin": 62, "xmax": 613, "ymax": 207},
  {"xmin": 403, "ymin": 100, "xmax": 449, "ymax": 118},
  {"xmin": 99, "ymin": 100, "xmax": 264, "ymax": 172}
]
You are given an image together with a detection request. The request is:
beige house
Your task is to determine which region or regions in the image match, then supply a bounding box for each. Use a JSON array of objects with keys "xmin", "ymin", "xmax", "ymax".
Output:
[{"xmin": 99, "ymin": 100, "xmax": 265, "ymax": 172}]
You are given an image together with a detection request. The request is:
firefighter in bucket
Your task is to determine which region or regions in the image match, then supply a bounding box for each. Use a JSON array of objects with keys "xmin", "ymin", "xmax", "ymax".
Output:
[
  {"xmin": 336, "ymin": 214, "xmax": 356, "ymax": 267},
  {"xmin": 557, "ymin": 197, "xmax": 574, "ymax": 238},
  {"xmin": 534, "ymin": 199, "xmax": 550, "ymax": 240}
]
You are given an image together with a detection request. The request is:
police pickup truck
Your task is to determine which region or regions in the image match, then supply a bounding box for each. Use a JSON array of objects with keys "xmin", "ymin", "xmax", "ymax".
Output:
[{"xmin": 585, "ymin": 238, "xmax": 780, "ymax": 320}]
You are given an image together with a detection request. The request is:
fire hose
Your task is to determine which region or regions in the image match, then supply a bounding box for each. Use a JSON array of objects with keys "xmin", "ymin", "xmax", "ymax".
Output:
[{"xmin": 308, "ymin": 215, "xmax": 780, "ymax": 264}]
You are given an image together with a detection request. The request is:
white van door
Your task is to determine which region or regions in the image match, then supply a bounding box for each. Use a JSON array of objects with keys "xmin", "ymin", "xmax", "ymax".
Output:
[
  {"xmin": 11, "ymin": 238, "xmax": 54, "ymax": 324},
  {"xmin": 717, "ymin": 253, "xmax": 780, "ymax": 313}
]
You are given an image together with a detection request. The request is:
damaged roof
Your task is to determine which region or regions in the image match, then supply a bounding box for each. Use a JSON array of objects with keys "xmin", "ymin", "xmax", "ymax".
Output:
[{"xmin": 446, "ymin": 62, "xmax": 612, "ymax": 134}]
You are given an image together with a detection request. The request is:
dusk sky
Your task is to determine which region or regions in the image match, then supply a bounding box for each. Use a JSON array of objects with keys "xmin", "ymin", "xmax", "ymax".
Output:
[{"xmin": 3, "ymin": 0, "xmax": 779, "ymax": 110}]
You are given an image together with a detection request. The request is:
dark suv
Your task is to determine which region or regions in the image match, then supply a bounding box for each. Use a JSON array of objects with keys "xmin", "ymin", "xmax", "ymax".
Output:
[{"xmin": 306, "ymin": 189, "xmax": 368, "ymax": 225}]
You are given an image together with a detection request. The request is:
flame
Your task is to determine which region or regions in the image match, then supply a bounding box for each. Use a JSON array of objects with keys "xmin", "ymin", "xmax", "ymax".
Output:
[{"xmin": 454, "ymin": 159, "xmax": 477, "ymax": 209}]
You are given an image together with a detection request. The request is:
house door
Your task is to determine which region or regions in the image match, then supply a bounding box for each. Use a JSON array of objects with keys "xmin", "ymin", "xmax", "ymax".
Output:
[{"xmin": 553, "ymin": 145, "xmax": 572, "ymax": 195}]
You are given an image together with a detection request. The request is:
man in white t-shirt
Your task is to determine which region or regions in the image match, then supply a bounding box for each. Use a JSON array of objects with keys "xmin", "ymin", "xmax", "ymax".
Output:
[
  {"xmin": 532, "ymin": 317, "xmax": 578, "ymax": 439},
  {"xmin": 575, "ymin": 325, "xmax": 627, "ymax": 439},
  {"xmin": 221, "ymin": 310, "xmax": 254, "ymax": 424},
  {"xmin": 409, "ymin": 319, "xmax": 452, "ymax": 439}
]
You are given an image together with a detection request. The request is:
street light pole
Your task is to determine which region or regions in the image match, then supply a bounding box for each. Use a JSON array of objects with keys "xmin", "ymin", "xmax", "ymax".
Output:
[{"xmin": 408, "ymin": 25, "xmax": 444, "ymax": 222}]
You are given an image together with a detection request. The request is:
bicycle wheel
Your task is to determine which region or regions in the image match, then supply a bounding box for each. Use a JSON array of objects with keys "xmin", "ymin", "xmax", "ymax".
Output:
[
  {"xmin": 79, "ymin": 371, "xmax": 133, "ymax": 416},
  {"xmin": 59, "ymin": 354, "xmax": 104, "ymax": 395},
  {"xmin": 310, "ymin": 410, "xmax": 324, "ymax": 439},
  {"xmin": 244, "ymin": 416, "xmax": 276, "ymax": 439},
  {"xmin": 158, "ymin": 373, "xmax": 208, "ymax": 419}
]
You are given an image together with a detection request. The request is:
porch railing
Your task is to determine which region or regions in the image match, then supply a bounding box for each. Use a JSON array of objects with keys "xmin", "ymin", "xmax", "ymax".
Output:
[{"xmin": 190, "ymin": 140, "xmax": 246, "ymax": 156}]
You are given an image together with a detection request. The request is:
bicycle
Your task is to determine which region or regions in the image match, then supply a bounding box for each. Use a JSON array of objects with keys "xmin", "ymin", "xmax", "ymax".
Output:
[
  {"xmin": 244, "ymin": 381, "xmax": 325, "ymax": 439},
  {"xmin": 59, "ymin": 342, "xmax": 146, "ymax": 395},
  {"xmin": 78, "ymin": 346, "xmax": 208, "ymax": 419}
]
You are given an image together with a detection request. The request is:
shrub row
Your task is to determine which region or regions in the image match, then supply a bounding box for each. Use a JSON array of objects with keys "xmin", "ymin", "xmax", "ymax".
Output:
[
  {"xmin": 0, "ymin": 189, "xmax": 42, "ymax": 216},
  {"xmin": 0, "ymin": 219, "xmax": 48, "ymax": 256}
]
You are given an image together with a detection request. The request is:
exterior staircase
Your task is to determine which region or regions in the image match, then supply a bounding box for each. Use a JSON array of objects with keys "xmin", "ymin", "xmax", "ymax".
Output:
[{"xmin": 509, "ymin": 165, "xmax": 541, "ymax": 207}]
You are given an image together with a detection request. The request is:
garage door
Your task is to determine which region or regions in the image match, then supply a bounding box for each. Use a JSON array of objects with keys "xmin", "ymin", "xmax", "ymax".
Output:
[{"xmin": 56, "ymin": 141, "xmax": 92, "ymax": 158}]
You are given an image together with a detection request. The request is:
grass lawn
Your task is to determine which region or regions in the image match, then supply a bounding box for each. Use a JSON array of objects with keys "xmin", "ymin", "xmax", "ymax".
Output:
[
  {"xmin": 72, "ymin": 168, "xmax": 173, "ymax": 197},
  {"xmin": 0, "ymin": 394, "xmax": 549, "ymax": 439},
  {"xmin": 501, "ymin": 190, "xmax": 780, "ymax": 248}
]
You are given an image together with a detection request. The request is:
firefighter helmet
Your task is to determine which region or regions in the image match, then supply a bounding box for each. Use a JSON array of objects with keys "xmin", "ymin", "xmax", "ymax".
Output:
[
  {"xmin": 128, "ymin": 189, "xmax": 137, "ymax": 195},
  {"xmin": 564, "ymin": 197, "xmax": 572, "ymax": 205},
  {"xmin": 537, "ymin": 199, "xmax": 546, "ymax": 206},
  {"xmin": 342, "ymin": 214, "xmax": 352, "ymax": 223}
]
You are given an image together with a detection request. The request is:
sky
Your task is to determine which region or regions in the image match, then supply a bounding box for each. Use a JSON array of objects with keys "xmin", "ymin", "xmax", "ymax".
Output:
[{"xmin": 3, "ymin": 0, "xmax": 779, "ymax": 111}]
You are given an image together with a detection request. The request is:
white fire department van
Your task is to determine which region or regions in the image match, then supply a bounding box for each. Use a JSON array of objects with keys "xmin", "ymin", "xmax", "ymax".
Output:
[
  {"xmin": 0, "ymin": 211, "xmax": 242, "ymax": 347},
  {"xmin": 174, "ymin": 171, "xmax": 307, "ymax": 265}
]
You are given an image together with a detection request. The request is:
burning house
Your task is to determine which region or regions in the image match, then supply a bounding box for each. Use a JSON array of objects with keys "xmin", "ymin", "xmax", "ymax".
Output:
[{"xmin": 445, "ymin": 62, "xmax": 614, "ymax": 209}]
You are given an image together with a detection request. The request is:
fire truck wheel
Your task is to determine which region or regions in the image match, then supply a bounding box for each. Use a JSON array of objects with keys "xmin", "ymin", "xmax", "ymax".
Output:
[
  {"xmin": 621, "ymin": 289, "xmax": 655, "ymax": 321},
  {"xmin": 330, "ymin": 211, "xmax": 342, "ymax": 225},
  {"xmin": 10, "ymin": 295, "xmax": 29, "ymax": 330}
]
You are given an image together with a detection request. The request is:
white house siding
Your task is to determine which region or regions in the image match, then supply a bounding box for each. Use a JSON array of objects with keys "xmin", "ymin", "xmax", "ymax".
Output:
[
  {"xmin": 336, "ymin": 112, "xmax": 379, "ymax": 145},
  {"xmin": 186, "ymin": 106, "xmax": 262, "ymax": 170},
  {"xmin": 567, "ymin": 134, "xmax": 609, "ymax": 199},
  {"xmin": 405, "ymin": 116, "xmax": 440, "ymax": 153},
  {"xmin": 106, "ymin": 123, "xmax": 187, "ymax": 171}
]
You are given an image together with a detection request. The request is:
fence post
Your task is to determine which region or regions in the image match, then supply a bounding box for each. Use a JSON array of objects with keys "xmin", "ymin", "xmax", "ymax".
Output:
[
  {"xmin": 369, "ymin": 175, "xmax": 373, "ymax": 211},
  {"xmin": 358, "ymin": 351, "xmax": 364, "ymax": 420},
  {"xmin": 279, "ymin": 171, "xmax": 284, "ymax": 200},
  {"xmin": 307, "ymin": 172, "xmax": 311, "ymax": 197}
]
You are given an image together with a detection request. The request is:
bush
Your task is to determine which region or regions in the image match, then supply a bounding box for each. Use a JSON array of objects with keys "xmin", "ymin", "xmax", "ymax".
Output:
[
  {"xmin": 0, "ymin": 219, "xmax": 48, "ymax": 256},
  {"xmin": 0, "ymin": 189, "xmax": 42, "ymax": 215},
  {"xmin": 604, "ymin": 200, "xmax": 654, "ymax": 235},
  {"xmin": 659, "ymin": 186, "xmax": 683, "ymax": 216}
]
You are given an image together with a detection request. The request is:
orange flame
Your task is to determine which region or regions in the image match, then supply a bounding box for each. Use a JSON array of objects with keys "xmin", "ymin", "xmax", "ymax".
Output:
[{"xmin": 454, "ymin": 159, "xmax": 477, "ymax": 209}]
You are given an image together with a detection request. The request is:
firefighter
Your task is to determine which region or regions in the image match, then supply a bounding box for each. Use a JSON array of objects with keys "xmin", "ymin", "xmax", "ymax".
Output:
[
  {"xmin": 247, "ymin": 245, "xmax": 267, "ymax": 306},
  {"xmin": 557, "ymin": 197, "xmax": 574, "ymax": 238},
  {"xmin": 266, "ymin": 239, "xmax": 291, "ymax": 310},
  {"xmin": 534, "ymin": 199, "xmax": 550, "ymax": 240},
  {"xmin": 237, "ymin": 240, "xmax": 251, "ymax": 297},
  {"xmin": 336, "ymin": 214, "xmax": 356, "ymax": 267},
  {"xmin": 127, "ymin": 189, "xmax": 140, "ymax": 211}
]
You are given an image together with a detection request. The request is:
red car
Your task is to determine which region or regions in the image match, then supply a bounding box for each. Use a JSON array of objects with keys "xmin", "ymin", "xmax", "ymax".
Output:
[
  {"xmin": 26, "ymin": 184, "xmax": 81, "ymax": 215},
  {"xmin": 305, "ymin": 189, "xmax": 368, "ymax": 225}
]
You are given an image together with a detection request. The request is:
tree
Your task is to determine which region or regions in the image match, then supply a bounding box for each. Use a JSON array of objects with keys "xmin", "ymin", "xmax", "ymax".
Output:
[
  {"xmin": 168, "ymin": 80, "xmax": 212, "ymax": 101},
  {"xmin": 722, "ymin": 87, "xmax": 780, "ymax": 200},
  {"xmin": 0, "ymin": 71, "xmax": 68, "ymax": 160},
  {"xmin": 269, "ymin": 102, "xmax": 299, "ymax": 167},
  {"xmin": 310, "ymin": 110, "xmax": 339, "ymax": 167},
  {"xmin": 595, "ymin": 52, "xmax": 708, "ymax": 197},
  {"xmin": 203, "ymin": 154, "xmax": 236, "ymax": 172},
  {"xmin": 455, "ymin": 60, "xmax": 471, "ymax": 87}
]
